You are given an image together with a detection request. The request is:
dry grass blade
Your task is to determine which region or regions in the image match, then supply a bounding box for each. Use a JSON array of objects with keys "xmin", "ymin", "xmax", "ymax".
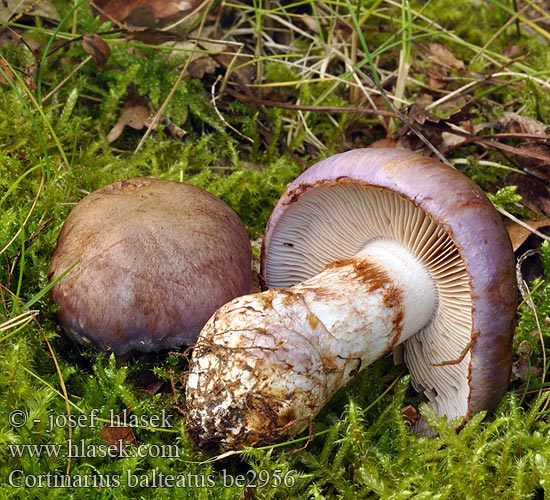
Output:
[
  {"xmin": 0, "ymin": 309, "xmax": 39, "ymax": 334},
  {"xmin": 517, "ymin": 262, "xmax": 548, "ymax": 413},
  {"xmin": 0, "ymin": 176, "xmax": 45, "ymax": 257}
]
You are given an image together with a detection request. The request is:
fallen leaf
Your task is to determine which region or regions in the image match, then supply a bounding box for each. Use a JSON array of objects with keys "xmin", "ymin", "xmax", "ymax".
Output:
[
  {"xmin": 507, "ymin": 219, "xmax": 550, "ymax": 251},
  {"xmin": 186, "ymin": 55, "xmax": 217, "ymax": 79},
  {"xmin": 440, "ymin": 130, "xmax": 467, "ymax": 149},
  {"xmin": 502, "ymin": 45, "xmax": 522, "ymax": 58},
  {"xmin": 0, "ymin": 58, "xmax": 15, "ymax": 86},
  {"xmin": 407, "ymin": 103, "xmax": 434, "ymax": 126},
  {"xmin": 516, "ymin": 143, "xmax": 550, "ymax": 182},
  {"xmin": 299, "ymin": 13, "xmax": 320, "ymax": 33},
  {"xmin": 125, "ymin": 28, "xmax": 182, "ymax": 45},
  {"xmin": 427, "ymin": 69, "xmax": 448, "ymax": 90},
  {"xmin": 512, "ymin": 355, "xmax": 542, "ymax": 384},
  {"xmin": 212, "ymin": 51, "xmax": 257, "ymax": 87},
  {"xmin": 23, "ymin": 62, "xmax": 38, "ymax": 90},
  {"xmin": 497, "ymin": 111, "xmax": 549, "ymax": 135},
  {"xmin": 102, "ymin": 411, "xmax": 137, "ymax": 458},
  {"xmin": 0, "ymin": 0, "xmax": 59, "ymax": 23},
  {"xmin": 506, "ymin": 169, "xmax": 550, "ymax": 217},
  {"xmin": 107, "ymin": 95, "xmax": 150, "ymax": 143},
  {"xmin": 428, "ymin": 43, "xmax": 465, "ymax": 71},
  {"xmin": 102, "ymin": 424, "xmax": 137, "ymax": 447},
  {"xmin": 82, "ymin": 34, "xmax": 111, "ymax": 70},
  {"xmin": 91, "ymin": 0, "xmax": 204, "ymax": 29},
  {"xmin": 445, "ymin": 102, "xmax": 477, "ymax": 123}
]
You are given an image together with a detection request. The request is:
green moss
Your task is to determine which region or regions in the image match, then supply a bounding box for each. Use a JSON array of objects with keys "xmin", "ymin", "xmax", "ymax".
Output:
[
  {"xmin": 523, "ymin": 80, "xmax": 550, "ymax": 124},
  {"xmin": 1, "ymin": 0, "xmax": 550, "ymax": 498}
]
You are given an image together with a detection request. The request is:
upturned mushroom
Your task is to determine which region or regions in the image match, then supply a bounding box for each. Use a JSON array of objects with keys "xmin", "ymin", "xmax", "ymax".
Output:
[
  {"xmin": 48, "ymin": 178, "xmax": 252, "ymax": 355},
  {"xmin": 185, "ymin": 148, "xmax": 517, "ymax": 451}
]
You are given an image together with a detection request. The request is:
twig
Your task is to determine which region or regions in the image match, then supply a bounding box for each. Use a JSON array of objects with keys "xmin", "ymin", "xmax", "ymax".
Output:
[
  {"xmin": 224, "ymin": 88, "xmax": 398, "ymax": 118},
  {"xmin": 365, "ymin": 70, "xmax": 452, "ymax": 167},
  {"xmin": 495, "ymin": 206, "xmax": 550, "ymax": 242}
]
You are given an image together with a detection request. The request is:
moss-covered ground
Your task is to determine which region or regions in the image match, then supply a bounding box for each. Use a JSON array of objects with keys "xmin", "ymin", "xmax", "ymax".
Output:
[{"xmin": 1, "ymin": 0, "xmax": 550, "ymax": 498}]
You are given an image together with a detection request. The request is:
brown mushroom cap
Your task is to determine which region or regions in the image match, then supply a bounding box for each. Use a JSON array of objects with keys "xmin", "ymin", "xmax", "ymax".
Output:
[
  {"xmin": 49, "ymin": 178, "xmax": 252, "ymax": 355},
  {"xmin": 261, "ymin": 148, "xmax": 517, "ymax": 424}
]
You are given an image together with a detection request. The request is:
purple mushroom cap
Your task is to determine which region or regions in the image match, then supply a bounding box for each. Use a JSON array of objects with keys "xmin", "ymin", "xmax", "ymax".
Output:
[
  {"xmin": 261, "ymin": 148, "xmax": 516, "ymax": 423},
  {"xmin": 49, "ymin": 178, "xmax": 252, "ymax": 355}
]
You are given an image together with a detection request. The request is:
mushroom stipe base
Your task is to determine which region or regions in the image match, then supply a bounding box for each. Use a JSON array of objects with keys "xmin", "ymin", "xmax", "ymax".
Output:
[{"xmin": 186, "ymin": 239, "xmax": 439, "ymax": 450}]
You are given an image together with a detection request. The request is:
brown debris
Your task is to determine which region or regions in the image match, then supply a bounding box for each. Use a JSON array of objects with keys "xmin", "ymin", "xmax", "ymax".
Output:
[
  {"xmin": 124, "ymin": 28, "xmax": 182, "ymax": 45},
  {"xmin": 512, "ymin": 354, "xmax": 542, "ymax": 385},
  {"xmin": 427, "ymin": 43, "xmax": 466, "ymax": 72},
  {"xmin": 91, "ymin": 0, "xmax": 204, "ymax": 30},
  {"xmin": 0, "ymin": 0, "xmax": 59, "ymax": 23},
  {"xmin": 507, "ymin": 220, "xmax": 550, "ymax": 252},
  {"xmin": 506, "ymin": 171, "xmax": 550, "ymax": 217},
  {"xmin": 107, "ymin": 95, "xmax": 151, "ymax": 143},
  {"xmin": 0, "ymin": 58, "xmax": 15, "ymax": 86},
  {"xmin": 497, "ymin": 112, "xmax": 549, "ymax": 136},
  {"xmin": 102, "ymin": 413, "xmax": 137, "ymax": 458},
  {"xmin": 82, "ymin": 33, "xmax": 111, "ymax": 70}
]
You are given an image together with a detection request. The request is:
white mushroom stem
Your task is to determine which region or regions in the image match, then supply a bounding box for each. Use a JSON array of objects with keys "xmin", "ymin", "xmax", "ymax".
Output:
[{"xmin": 186, "ymin": 239, "xmax": 438, "ymax": 450}]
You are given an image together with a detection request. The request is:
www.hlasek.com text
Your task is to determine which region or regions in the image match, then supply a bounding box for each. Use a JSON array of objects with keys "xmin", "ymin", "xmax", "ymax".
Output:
[{"xmin": 9, "ymin": 438, "xmax": 181, "ymax": 460}]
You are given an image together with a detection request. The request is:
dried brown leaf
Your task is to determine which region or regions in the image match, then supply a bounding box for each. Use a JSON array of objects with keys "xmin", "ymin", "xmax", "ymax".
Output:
[
  {"xmin": 507, "ymin": 172, "xmax": 550, "ymax": 217},
  {"xmin": 516, "ymin": 143, "xmax": 550, "ymax": 182},
  {"xmin": 102, "ymin": 422, "xmax": 137, "ymax": 457},
  {"xmin": 213, "ymin": 52, "xmax": 256, "ymax": 87},
  {"xmin": 299, "ymin": 14, "xmax": 320, "ymax": 33},
  {"xmin": 107, "ymin": 95, "xmax": 150, "ymax": 143},
  {"xmin": 24, "ymin": 62, "xmax": 38, "ymax": 90},
  {"xmin": 428, "ymin": 43, "xmax": 465, "ymax": 71},
  {"xmin": 497, "ymin": 112, "xmax": 549, "ymax": 135},
  {"xmin": 124, "ymin": 28, "xmax": 182, "ymax": 44},
  {"xmin": 0, "ymin": 0, "xmax": 59, "ymax": 22},
  {"xmin": 512, "ymin": 355, "xmax": 542, "ymax": 384},
  {"xmin": 445, "ymin": 102, "xmax": 476, "ymax": 124},
  {"xmin": 82, "ymin": 34, "xmax": 110, "ymax": 70},
  {"xmin": 102, "ymin": 424, "xmax": 137, "ymax": 446},
  {"xmin": 0, "ymin": 58, "xmax": 15, "ymax": 86},
  {"xmin": 91, "ymin": 0, "xmax": 203, "ymax": 29},
  {"xmin": 186, "ymin": 55, "xmax": 217, "ymax": 79},
  {"xmin": 406, "ymin": 104, "xmax": 437, "ymax": 126},
  {"xmin": 427, "ymin": 69, "xmax": 448, "ymax": 90},
  {"xmin": 507, "ymin": 219, "xmax": 550, "ymax": 251}
]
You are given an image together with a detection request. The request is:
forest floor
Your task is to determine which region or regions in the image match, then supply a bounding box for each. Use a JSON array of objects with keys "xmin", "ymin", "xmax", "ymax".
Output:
[{"xmin": 1, "ymin": 1, "xmax": 550, "ymax": 498}]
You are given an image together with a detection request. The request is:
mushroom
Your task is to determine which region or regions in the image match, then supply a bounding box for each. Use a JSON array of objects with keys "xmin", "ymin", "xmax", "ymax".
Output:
[
  {"xmin": 185, "ymin": 148, "xmax": 517, "ymax": 451},
  {"xmin": 48, "ymin": 178, "xmax": 252, "ymax": 355}
]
